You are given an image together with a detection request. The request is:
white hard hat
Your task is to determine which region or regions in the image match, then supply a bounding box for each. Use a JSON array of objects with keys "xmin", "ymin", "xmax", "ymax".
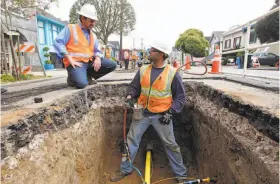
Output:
[
  {"xmin": 78, "ymin": 4, "xmax": 98, "ymax": 21},
  {"xmin": 150, "ymin": 41, "xmax": 171, "ymax": 55}
]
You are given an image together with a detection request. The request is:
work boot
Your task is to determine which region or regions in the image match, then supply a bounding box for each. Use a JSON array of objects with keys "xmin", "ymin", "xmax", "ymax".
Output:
[
  {"xmin": 88, "ymin": 76, "xmax": 97, "ymax": 85},
  {"xmin": 109, "ymin": 170, "xmax": 131, "ymax": 182},
  {"xmin": 67, "ymin": 76, "xmax": 75, "ymax": 87}
]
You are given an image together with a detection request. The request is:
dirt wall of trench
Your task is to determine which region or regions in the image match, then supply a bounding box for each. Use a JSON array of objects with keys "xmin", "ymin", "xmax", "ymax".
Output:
[
  {"xmin": 1, "ymin": 82, "xmax": 279, "ymax": 184},
  {"xmin": 1, "ymin": 84, "xmax": 128, "ymax": 184},
  {"xmin": 183, "ymin": 82, "xmax": 279, "ymax": 184}
]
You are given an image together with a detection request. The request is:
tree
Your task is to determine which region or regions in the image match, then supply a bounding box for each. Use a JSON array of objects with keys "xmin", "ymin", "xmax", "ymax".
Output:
[
  {"xmin": 69, "ymin": 0, "xmax": 136, "ymax": 44},
  {"xmin": 1, "ymin": 0, "xmax": 57, "ymax": 80},
  {"xmin": 255, "ymin": 0, "xmax": 279, "ymax": 44},
  {"xmin": 175, "ymin": 29, "xmax": 209, "ymax": 60}
]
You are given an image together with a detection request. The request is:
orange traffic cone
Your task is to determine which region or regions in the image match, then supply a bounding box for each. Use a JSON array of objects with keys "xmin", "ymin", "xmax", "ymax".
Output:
[
  {"xmin": 173, "ymin": 60, "xmax": 178, "ymax": 68},
  {"xmin": 209, "ymin": 45, "xmax": 222, "ymax": 74},
  {"xmin": 185, "ymin": 56, "xmax": 191, "ymax": 70}
]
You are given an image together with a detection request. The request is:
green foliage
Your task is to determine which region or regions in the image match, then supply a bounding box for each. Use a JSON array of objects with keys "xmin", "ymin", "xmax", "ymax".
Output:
[
  {"xmin": 0, "ymin": 74, "xmax": 45, "ymax": 83},
  {"xmin": 44, "ymin": 53, "xmax": 51, "ymax": 58},
  {"xmin": 0, "ymin": 74, "xmax": 16, "ymax": 82},
  {"xmin": 42, "ymin": 47, "xmax": 53, "ymax": 65},
  {"xmin": 45, "ymin": 60, "xmax": 53, "ymax": 64},
  {"xmin": 69, "ymin": 0, "xmax": 136, "ymax": 44},
  {"xmin": 175, "ymin": 29, "xmax": 209, "ymax": 57},
  {"xmin": 236, "ymin": 51, "xmax": 245, "ymax": 57},
  {"xmin": 19, "ymin": 74, "xmax": 31, "ymax": 80},
  {"xmin": 255, "ymin": 0, "xmax": 279, "ymax": 43},
  {"xmin": 43, "ymin": 47, "xmax": 50, "ymax": 52}
]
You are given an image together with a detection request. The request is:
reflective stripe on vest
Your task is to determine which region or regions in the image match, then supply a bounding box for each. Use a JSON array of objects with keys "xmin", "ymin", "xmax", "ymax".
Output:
[
  {"xmin": 138, "ymin": 64, "xmax": 177, "ymax": 113},
  {"xmin": 72, "ymin": 24, "xmax": 78, "ymax": 44},
  {"xmin": 63, "ymin": 24, "xmax": 94, "ymax": 68},
  {"xmin": 68, "ymin": 53, "xmax": 92, "ymax": 58}
]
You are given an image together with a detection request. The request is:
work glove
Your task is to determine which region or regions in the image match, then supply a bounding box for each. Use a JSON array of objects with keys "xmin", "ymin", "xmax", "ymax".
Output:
[
  {"xmin": 159, "ymin": 109, "xmax": 173, "ymax": 125},
  {"xmin": 125, "ymin": 95, "xmax": 135, "ymax": 108}
]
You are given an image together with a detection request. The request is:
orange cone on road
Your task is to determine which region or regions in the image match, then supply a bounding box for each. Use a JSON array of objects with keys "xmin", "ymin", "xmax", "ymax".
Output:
[
  {"xmin": 209, "ymin": 45, "xmax": 222, "ymax": 74},
  {"xmin": 185, "ymin": 56, "xmax": 191, "ymax": 70},
  {"xmin": 173, "ymin": 60, "xmax": 181, "ymax": 71},
  {"xmin": 173, "ymin": 60, "xmax": 178, "ymax": 68}
]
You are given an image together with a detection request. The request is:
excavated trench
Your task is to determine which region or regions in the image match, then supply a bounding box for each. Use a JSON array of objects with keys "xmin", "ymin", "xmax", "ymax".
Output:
[{"xmin": 1, "ymin": 82, "xmax": 279, "ymax": 184}]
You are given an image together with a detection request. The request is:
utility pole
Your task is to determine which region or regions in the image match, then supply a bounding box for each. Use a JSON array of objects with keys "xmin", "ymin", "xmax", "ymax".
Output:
[
  {"xmin": 119, "ymin": 0, "xmax": 124, "ymax": 61},
  {"xmin": 133, "ymin": 37, "xmax": 135, "ymax": 49},
  {"xmin": 141, "ymin": 38, "xmax": 143, "ymax": 50}
]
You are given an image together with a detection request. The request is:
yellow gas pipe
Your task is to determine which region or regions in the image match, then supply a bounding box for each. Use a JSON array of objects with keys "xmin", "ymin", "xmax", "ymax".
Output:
[
  {"xmin": 145, "ymin": 151, "xmax": 152, "ymax": 184},
  {"xmin": 145, "ymin": 143, "xmax": 153, "ymax": 184}
]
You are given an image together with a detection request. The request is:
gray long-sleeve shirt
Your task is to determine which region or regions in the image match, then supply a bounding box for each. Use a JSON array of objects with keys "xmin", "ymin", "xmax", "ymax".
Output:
[{"xmin": 127, "ymin": 66, "xmax": 186, "ymax": 114}]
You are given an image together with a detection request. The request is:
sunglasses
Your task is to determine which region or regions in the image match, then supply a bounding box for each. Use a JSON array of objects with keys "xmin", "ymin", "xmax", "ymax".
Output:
[{"xmin": 84, "ymin": 16, "xmax": 96, "ymax": 23}]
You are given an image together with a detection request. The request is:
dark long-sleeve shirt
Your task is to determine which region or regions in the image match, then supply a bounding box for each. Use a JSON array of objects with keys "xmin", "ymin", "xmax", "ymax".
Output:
[{"xmin": 127, "ymin": 66, "xmax": 186, "ymax": 114}]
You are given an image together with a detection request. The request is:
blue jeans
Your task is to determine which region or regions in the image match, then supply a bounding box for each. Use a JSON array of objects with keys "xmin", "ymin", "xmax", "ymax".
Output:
[
  {"xmin": 66, "ymin": 58, "xmax": 117, "ymax": 89},
  {"xmin": 120, "ymin": 114, "xmax": 187, "ymax": 177}
]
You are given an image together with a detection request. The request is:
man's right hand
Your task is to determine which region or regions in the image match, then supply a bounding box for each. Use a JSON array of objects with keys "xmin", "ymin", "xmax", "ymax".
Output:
[
  {"xmin": 66, "ymin": 55, "xmax": 82, "ymax": 69},
  {"xmin": 125, "ymin": 95, "xmax": 135, "ymax": 108}
]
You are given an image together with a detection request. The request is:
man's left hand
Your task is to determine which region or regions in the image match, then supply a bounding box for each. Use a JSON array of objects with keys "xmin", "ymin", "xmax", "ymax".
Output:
[
  {"xmin": 93, "ymin": 56, "xmax": 101, "ymax": 71},
  {"xmin": 159, "ymin": 110, "xmax": 173, "ymax": 125}
]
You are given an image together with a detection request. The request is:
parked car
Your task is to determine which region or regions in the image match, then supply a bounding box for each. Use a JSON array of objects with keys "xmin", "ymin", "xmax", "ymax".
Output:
[
  {"xmin": 142, "ymin": 58, "xmax": 151, "ymax": 64},
  {"xmin": 249, "ymin": 52, "xmax": 279, "ymax": 67},
  {"xmin": 205, "ymin": 59, "xmax": 212, "ymax": 65}
]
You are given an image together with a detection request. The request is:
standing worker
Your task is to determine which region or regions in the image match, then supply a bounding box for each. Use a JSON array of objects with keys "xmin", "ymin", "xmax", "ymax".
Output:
[
  {"xmin": 53, "ymin": 4, "xmax": 117, "ymax": 89},
  {"xmin": 110, "ymin": 41, "xmax": 187, "ymax": 183},
  {"xmin": 105, "ymin": 46, "xmax": 112, "ymax": 59},
  {"xmin": 131, "ymin": 49, "xmax": 137, "ymax": 69},
  {"xmin": 123, "ymin": 49, "xmax": 129, "ymax": 70}
]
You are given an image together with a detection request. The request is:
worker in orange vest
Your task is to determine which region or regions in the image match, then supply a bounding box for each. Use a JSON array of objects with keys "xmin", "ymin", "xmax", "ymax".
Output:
[
  {"xmin": 53, "ymin": 4, "xmax": 117, "ymax": 89},
  {"xmin": 123, "ymin": 50, "xmax": 129, "ymax": 70},
  {"xmin": 105, "ymin": 46, "xmax": 112, "ymax": 59},
  {"xmin": 110, "ymin": 41, "xmax": 187, "ymax": 183},
  {"xmin": 131, "ymin": 49, "xmax": 137, "ymax": 69}
]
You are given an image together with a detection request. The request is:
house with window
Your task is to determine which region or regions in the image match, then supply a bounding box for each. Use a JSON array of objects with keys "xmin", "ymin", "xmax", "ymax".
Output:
[
  {"xmin": 1, "ymin": 8, "xmax": 39, "ymax": 73},
  {"xmin": 208, "ymin": 31, "xmax": 225, "ymax": 55},
  {"xmin": 201, "ymin": 31, "xmax": 224, "ymax": 64},
  {"xmin": 36, "ymin": 9, "xmax": 67, "ymax": 68},
  {"xmin": 0, "ymin": 9, "xmax": 67, "ymax": 72},
  {"xmin": 107, "ymin": 41, "xmax": 120, "ymax": 59},
  {"xmin": 222, "ymin": 23, "xmax": 261, "ymax": 52}
]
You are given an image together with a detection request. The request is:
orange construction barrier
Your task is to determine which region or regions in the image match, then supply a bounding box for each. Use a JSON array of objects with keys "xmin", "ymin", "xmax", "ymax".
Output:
[
  {"xmin": 185, "ymin": 56, "xmax": 191, "ymax": 70},
  {"xmin": 22, "ymin": 66, "xmax": 32, "ymax": 74},
  {"xmin": 209, "ymin": 45, "xmax": 222, "ymax": 74}
]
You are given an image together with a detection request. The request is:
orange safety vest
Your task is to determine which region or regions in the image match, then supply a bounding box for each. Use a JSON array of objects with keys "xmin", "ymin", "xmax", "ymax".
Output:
[
  {"xmin": 63, "ymin": 24, "xmax": 94, "ymax": 68},
  {"xmin": 138, "ymin": 64, "xmax": 177, "ymax": 113},
  {"xmin": 132, "ymin": 51, "xmax": 137, "ymax": 60}
]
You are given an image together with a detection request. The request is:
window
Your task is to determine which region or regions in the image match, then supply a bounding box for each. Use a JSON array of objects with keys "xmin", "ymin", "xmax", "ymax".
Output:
[
  {"xmin": 233, "ymin": 37, "xmax": 241, "ymax": 48},
  {"xmin": 50, "ymin": 24, "xmax": 58, "ymax": 45},
  {"xmin": 38, "ymin": 21, "xmax": 45, "ymax": 44},
  {"xmin": 249, "ymin": 29, "xmax": 257, "ymax": 44},
  {"xmin": 224, "ymin": 39, "xmax": 231, "ymax": 49}
]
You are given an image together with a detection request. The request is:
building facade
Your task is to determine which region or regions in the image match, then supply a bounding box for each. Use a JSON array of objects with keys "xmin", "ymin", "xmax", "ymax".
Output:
[
  {"xmin": 222, "ymin": 23, "xmax": 261, "ymax": 52},
  {"xmin": 36, "ymin": 10, "xmax": 66, "ymax": 69}
]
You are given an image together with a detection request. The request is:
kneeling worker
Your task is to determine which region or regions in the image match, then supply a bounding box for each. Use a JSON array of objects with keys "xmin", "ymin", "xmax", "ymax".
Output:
[{"xmin": 53, "ymin": 4, "xmax": 117, "ymax": 89}]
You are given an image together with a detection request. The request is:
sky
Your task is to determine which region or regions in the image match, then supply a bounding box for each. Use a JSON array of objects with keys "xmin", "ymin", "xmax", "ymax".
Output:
[{"xmin": 47, "ymin": 0, "xmax": 275, "ymax": 49}]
